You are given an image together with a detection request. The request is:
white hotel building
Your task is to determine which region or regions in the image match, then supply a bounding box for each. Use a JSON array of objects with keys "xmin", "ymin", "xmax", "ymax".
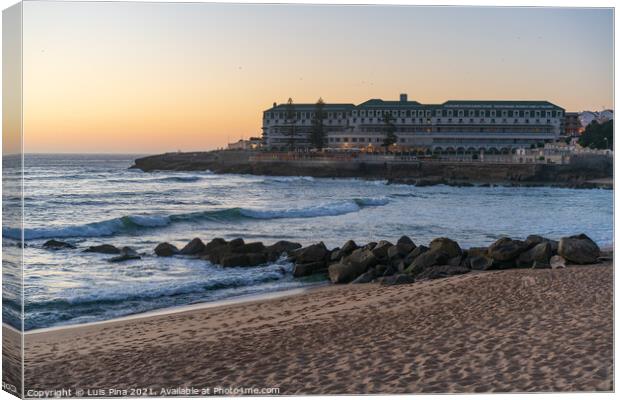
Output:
[{"xmin": 262, "ymin": 94, "xmax": 565, "ymax": 153}]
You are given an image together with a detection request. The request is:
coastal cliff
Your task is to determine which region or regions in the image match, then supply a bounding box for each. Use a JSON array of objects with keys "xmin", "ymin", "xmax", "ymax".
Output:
[{"xmin": 131, "ymin": 150, "xmax": 613, "ymax": 188}]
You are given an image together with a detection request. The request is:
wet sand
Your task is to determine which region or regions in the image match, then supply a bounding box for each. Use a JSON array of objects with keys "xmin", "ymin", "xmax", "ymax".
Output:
[{"xmin": 24, "ymin": 263, "xmax": 613, "ymax": 394}]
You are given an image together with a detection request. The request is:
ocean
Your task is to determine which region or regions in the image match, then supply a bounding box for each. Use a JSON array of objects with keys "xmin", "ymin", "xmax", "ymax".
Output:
[{"xmin": 2, "ymin": 154, "xmax": 614, "ymax": 330}]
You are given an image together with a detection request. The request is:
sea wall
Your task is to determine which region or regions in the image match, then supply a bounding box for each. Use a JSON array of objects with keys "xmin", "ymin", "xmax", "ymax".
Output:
[{"xmin": 131, "ymin": 151, "xmax": 613, "ymax": 188}]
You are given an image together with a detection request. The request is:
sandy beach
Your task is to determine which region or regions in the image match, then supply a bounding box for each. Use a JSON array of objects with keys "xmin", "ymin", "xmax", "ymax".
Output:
[{"xmin": 22, "ymin": 262, "xmax": 612, "ymax": 395}]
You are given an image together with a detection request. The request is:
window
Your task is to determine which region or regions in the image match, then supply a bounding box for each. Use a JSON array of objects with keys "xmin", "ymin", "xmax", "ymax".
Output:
[
  {"xmin": 352, "ymin": 138, "xmax": 357, "ymax": 142},
  {"xmin": 546, "ymin": 111, "xmax": 551, "ymax": 118},
  {"xmin": 502, "ymin": 110, "xmax": 508, "ymax": 118},
  {"xmin": 418, "ymin": 110, "xmax": 424, "ymax": 117},
  {"xmin": 469, "ymin": 110, "xmax": 475, "ymax": 117},
  {"xmin": 369, "ymin": 111, "xmax": 374, "ymax": 117},
  {"xmin": 490, "ymin": 110, "xmax": 496, "ymax": 118},
  {"xmin": 535, "ymin": 111, "xmax": 541, "ymax": 118},
  {"xmin": 435, "ymin": 110, "xmax": 442, "ymax": 117},
  {"xmin": 447, "ymin": 110, "xmax": 453, "ymax": 117},
  {"xmin": 479, "ymin": 110, "xmax": 485, "ymax": 117},
  {"xmin": 343, "ymin": 137, "xmax": 349, "ymax": 142},
  {"xmin": 458, "ymin": 110, "xmax": 464, "ymax": 117},
  {"xmin": 524, "ymin": 111, "xmax": 530, "ymax": 118}
]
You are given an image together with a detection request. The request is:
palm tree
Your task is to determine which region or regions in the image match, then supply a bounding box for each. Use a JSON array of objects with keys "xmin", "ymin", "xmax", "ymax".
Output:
[
  {"xmin": 382, "ymin": 112, "xmax": 397, "ymax": 152},
  {"xmin": 310, "ymin": 98, "xmax": 326, "ymax": 150}
]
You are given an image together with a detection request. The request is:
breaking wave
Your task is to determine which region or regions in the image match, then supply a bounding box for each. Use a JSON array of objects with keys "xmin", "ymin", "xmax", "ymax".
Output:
[{"xmin": 5, "ymin": 197, "xmax": 390, "ymax": 240}]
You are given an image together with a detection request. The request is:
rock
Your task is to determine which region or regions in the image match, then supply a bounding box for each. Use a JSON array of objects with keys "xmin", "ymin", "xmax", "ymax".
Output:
[
  {"xmin": 362, "ymin": 242, "xmax": 377, "ymax": 251},
  {"xmin": 428, "ymin": 237, "xmax": 462, "ymax": 259},
  {"xmin": 180, "ymin": 237, "xmax": 206, "ymax": 255},
  {"xmin": 447, "ymin": 255, "xmax": 462, "ymax": 266},
  {"xmin": 382, "ymin": 265, "xmax": 397, "ymax": 277},
  {"xmin": 220, "ymin": 253, "xmax": 249, "ymax": 267},
  {"xmin": 404, "ymin": 245, "xmax": 428, "ymax": 265},
  {"xmin": 371, "ymin": 240, "xmax": 393, "ymax": 259},
  {"xmin": 245, "ymin": 252, "xmax": 267, "ymax": 266},
  {"xmin": 204, "ymin": 238, "xmax": 228, "ymax": 253},
  {"xmin": 351, "ymin": 269, "xmax": 378, "ymax": 284},
  {"xmin": 293, "ymin": 261, "xmax": 326, "ymax": 277},
  {"xmin": 524, "ymin": 235, "xmax": 546, "ymax": 249},
  {"xmin": 265, "ymin": 240, "xmax": 302, "ymax": 255},
  {"xmin": 396, "ymin": 235, "xmax": 416, "ymax": 255},
  {"xmin": 516, "ymin": 242, "xmax": 552, "ymax": 268},
  {"xmin": 340, "ymin": 240, "xmax": 358, "ymax": 255},
  {"xmin": 228, "ymin": 238, "xmax": 245, "ymax": 248},
  {"xmin": 235, "ymin": 242, "xmax": 266, "ymax": 254},
  {"xmin": 108, "ymin": 247, "xmax": 141, "ymax": 262},
  {"xmin": 328, "ymin": 262, "xmax": 367, "ymax": 284},
  {"xmin": 154, "ymin": 242, "xmax": 179, "ymax": 257},
  {"xmin": 84, "ymin": 244, "xmax": 121, "ymax": 254},
  {"xmin": 289, "ymin": 242, "xmax": 329, "ymax": 264},
  {"xmin": 558, "ymin": 234, "xmax": 600, "ymax": 264},
  {"xmin": 467, "ymin": 247, "xmax": 488, "ymax": 258},
  {"xmin": 329, "ymin": 248, "xmax": 343, "ymax": 262},
  {"xmin": 415, "ymin": 265, "xmax": 470, "ymax": 280},
  {"xmin": 550, "ymin": 255, "xmax": 567, "ymax": 269},
  {"xmin": 43, "ymin": 239, "xmax": 76, "ymax": 250},
  {"xmin": 343, "ymin": 249, "xmax": 379, "ymax": 271},
  {"xmin": 375, "ymin": 264, "xmax": 388, "ymax": 275},
  {"xmin": 405, "ymin": 250, "xmax": 449, "ymax": 277},
  {"xmin": 468, "ymin": 255, "xmax": 494, "ymax": 270},
  {"xmin": 386, "ymin": 245, "xmax": 401, "ymax": 260},
  {"xmin": 487, "ymin": 238, "xmax": 527, "ymax": 261},
  {"xmin": 380, "ymin": 274, "xmax": 415, "ymax": 285}
]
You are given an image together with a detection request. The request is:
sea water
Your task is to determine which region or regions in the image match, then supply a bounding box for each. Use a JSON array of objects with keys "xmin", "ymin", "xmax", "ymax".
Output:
[{"xmin": 2, "ymin": 154, "xmax": 613, "ymax": 330}]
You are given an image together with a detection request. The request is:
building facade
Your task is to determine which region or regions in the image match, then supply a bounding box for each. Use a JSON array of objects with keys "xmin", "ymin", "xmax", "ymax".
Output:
[
  {"xmin": 262, "ymin": 94, "xmax": 565, "ymax": 152},
  {"xmin": 563, "ymin": 112, "xmax": 583, "ymax": 136}
]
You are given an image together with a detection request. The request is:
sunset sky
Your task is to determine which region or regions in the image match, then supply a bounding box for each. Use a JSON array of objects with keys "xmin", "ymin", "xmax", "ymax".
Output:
[{"xmin": 21, "ymin": 2, "xmax": 613, "ymax": 154}]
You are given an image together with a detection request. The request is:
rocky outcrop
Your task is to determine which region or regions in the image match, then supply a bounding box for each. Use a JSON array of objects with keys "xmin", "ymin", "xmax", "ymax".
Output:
[
  {"xmin": 154, "ymin": 242, "xmax": 179, "ymax": 257},
  {"xmin": 83, "ymin": 244, "xmax": 121, "ymax": 254},
  {"xmin": 558, "ymin": 234, "xmax": 600, "ymax": 264},
  {"xmin": 43, "ymin": 239, "xmax": 76, "ymax": 250},
  {"xmin": 180, "ymin": 238, "xmax": 206, "ymax": 255},
  {"xmin": 516, "ymin": 242, "xmax": 552, "ymax": 268}
]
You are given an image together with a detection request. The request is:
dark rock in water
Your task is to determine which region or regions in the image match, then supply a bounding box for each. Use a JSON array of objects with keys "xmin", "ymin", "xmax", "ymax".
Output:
[
  {"xmin": 340, "ymin": 240, "xmax": 358, "ymax": 255},
  {"xmin": 396, "ymin": 235, "xmax": 416, "ymax": 255},
  {"xmin": 108, "ymin": 247, "xmax": 141, "ymax": 262},
  {"xmin": 228, "ymin": 238, "xmax": 245, "ymax": 248},
  {"xmin": 404, "ymin": 245, "xmax": 429, "ymax": 265},
  {"xmin": 43, "ymin": 239, "xmax": 76, "ymax": 250},
  {"xmin": 289, "ymin": 242, "xmax": 329, "ymax": 264},
  {"xmin": 154, "ymin": 242, "xmax": 179, "ymax": 257},
  {"xmin": 180, "ymin": 237, "xmax": 206, "ymax": 255},
  {"xmin": 246, "ymin": 252, "xmax": 267, "ymax": 266},
  {"xmin": 84, "ymin": 244, "xmax": 120, "ymax": 254},
  {"xmin": 428, "ymin": 237, "xmax": 462, "ymax": 259},
  {"xmin": 266, "ymin": 240, "xmax": 302, "ymax": 256},
  {"xmin": 468, "ymin": 255, "xmax": 494, "ymax": 270},
  {"xmin": 293, "ymin": 261, "xmax": 326, "ymax": 277},
  {"xmin": 487, "ymin": 237, "xmax": 527, "ymax": 261},
  {"xmin": 516, "ymin": 242, "xmax": 552, "ymax": 268},
  {"xmin": 415, "ymin": 265, "xmax": 470, "ymax": 280},
  {"xmin": 351, "ymin": 269, "xmax": 378, "ymax": 284},
  {"xmin": 381, "ymin": 274, "xmax": 415, "ymax": 285},
  {"xmin": 235, "ymin": 242, "xmax": 266, "ymax": 254},
  {"xmin": 219, "ymin": 253, "xmax": 249, "ymax": 267},
  {"xmin": 371, "ymin": 240, "xmax": 393, "ymax": 260},
  {"xmin": 328, "ymin": 254, "xmax": 372, "ymax": 283},
  {"xmin": 558, "ymin": 234, "xmax": 600, "ymax": 264},
  {"xmin": 405, "ymin": 249, "xmax": 449, "ymax": 277},
  {"xmin": 205, "ymin": 238, "xmax": 228, "ymax": 252}
]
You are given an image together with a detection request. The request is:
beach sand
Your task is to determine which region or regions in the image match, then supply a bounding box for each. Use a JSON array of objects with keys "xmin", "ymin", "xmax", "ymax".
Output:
[{"xmin": 23, "ymin": 263, "xmax": 613, "ymax": 394}]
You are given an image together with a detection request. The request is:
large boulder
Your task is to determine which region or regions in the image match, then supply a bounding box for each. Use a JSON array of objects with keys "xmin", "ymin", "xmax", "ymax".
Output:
[
  {"xmin": 43, "ymin": 239, "xmax": 76, "ymax": 250},
  {"xmin": 154, "ymin": 242, "xmax": 179, "ymax": 257},
  {"xmin": 180, "ymin": 238, "xmax": 206, "ymax": 255},
  {"xmin": 371, "ymin": 240, "xmax": 393, "ymax": 260},
  {"xmin": 84, "ymin": 244, "xmax": 120, "ymax": 254},
  {"xmin": 468, "ymin": 255, "xmax": 494, "ymax": 270},
  {"xmin": 351, "ymin": 269, "xmax": 378, "ymax": 284},
  {"xmin": 289, "ymin": 242, "xmax": 329, "ymax": 264},
  {"xmin": 428, "ymin": 237, "xmax": 462, "ymax": 259},
  {"xmin": 265, "ymin": 240, "xmax": 302, "ymax": 256},
  {"xmin": 396, "ymin": 235, "xmax": 416, "ymax": 255},
  {"xmin": 405, "ymin": 250, "xmax": 449, "ymax": 277},
  {"xmin": 516, "ymin": 242, "xmax": 552, "ymax": 268},
  {"xmin": 293, "ymin": 261, "xmax": 326, "ymax": 277},
  {"xmin": 234, "ymin": 242, "xmax": 266, "ymax": 254},
  {"xmin": 220, "ymin": 253, "xmax": 248, "ymax": 267},
  {"xmin": 340, "ymin": 240, "xmax": 358, "ymax": 255},
  {"xmin": 328, "ymin": 262, "xmax": 367, "ymax": 284},
  {"xmin": 558, "ymin": 234, "xmax": 600, "ymax": 264},
  {"xmin": 403, "ymin": 245, "xmax": 429, "ymax": 265},
  {"xmin": 228, "ymin": 238, "xmax": 245, "ymax": 248},
  {"xmin": 415, "ymin": 265, "xmax": 470, "ymax": 281},
  {"xmin": 487, "ymin": 238, "xmax": 527, "ymax": 261},
  {"xmin": 343, "ymin": 248, "xmax": 379, "ymax": 271}
]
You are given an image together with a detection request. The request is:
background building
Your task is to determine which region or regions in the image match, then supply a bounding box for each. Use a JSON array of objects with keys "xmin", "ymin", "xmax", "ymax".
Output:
[
  {"xmin": 262, "ymin": 94, "xmax": 565, "ymax": 153},
  {"xmin": 563, "ymin": 112, "xmax": 583, "ymax": 136}
]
